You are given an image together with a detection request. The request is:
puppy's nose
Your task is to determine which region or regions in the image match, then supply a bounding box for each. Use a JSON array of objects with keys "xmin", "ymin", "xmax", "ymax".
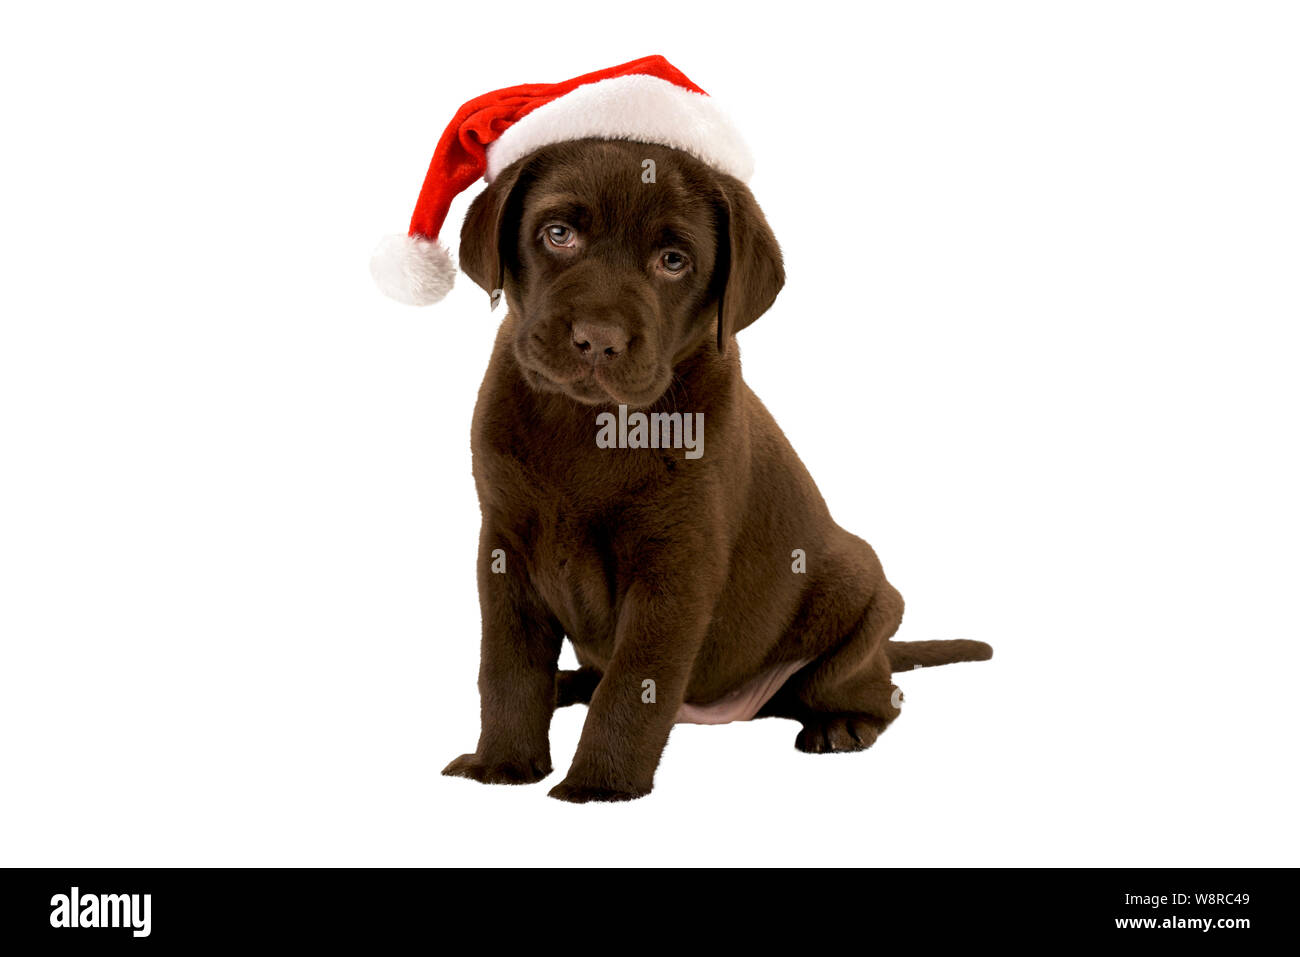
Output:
[{"xmin": 571, "ymin": 322, "xmax": 628, "ymax": 361}]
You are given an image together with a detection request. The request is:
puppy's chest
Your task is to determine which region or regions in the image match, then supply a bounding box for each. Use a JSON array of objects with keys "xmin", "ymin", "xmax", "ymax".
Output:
[
  {"xmin": 478, "ymin": 431, "xmax": 692, "ymax": 642},
  {"xmin": 514, "ymin": 498, "xmax": 625, "ymax": 644}
]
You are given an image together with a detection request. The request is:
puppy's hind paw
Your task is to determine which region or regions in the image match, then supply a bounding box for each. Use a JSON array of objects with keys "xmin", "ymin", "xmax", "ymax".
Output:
[
  {"xmin": 794, "ymin": 714, "xmax": 889, "ymax": 754},
  {"xmin": 555, "ymin": 666, "xmax": 601, "ymax": 708},
  {"xmin": 442, "ymin": 752, "xmax": 552, "ymax": 785}
]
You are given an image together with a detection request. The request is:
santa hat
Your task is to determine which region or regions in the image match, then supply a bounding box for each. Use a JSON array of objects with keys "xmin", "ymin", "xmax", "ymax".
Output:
[{"xmin": 371, "ymin": 55, "xmax": 753, "ymax": 306}]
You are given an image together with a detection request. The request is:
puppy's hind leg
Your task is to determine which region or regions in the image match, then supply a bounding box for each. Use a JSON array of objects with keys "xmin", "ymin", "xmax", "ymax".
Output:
[{"xmin": 789, "ymin": 583, "xmax": 905, "ymax": 754}]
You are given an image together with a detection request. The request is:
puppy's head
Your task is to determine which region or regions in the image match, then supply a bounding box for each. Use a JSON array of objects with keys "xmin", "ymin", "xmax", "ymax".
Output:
[{"xmin": 459, "ymin": 139, "xmax": 783, "ymax": 407}]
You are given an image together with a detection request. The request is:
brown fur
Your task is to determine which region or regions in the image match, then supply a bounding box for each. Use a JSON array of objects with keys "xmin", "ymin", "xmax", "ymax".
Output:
[{"xmin": 440, "ymin": 139, "xmax": 991, "ymax": 802}]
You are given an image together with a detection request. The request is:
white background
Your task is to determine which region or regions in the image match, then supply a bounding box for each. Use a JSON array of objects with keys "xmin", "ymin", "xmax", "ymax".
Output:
[{"xmin": 2, "ymin": 2, "xmax": 1297, "ymax": 867}]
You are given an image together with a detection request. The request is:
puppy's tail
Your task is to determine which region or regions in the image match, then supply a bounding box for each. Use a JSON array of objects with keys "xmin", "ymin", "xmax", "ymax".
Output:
[{"xmin": 886, "ymin": 639, "xmax": 993, "ymax": 672}]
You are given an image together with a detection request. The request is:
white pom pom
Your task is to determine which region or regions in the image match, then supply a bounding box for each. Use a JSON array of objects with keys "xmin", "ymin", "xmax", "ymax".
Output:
[{"xmin": 370, "ymin": 234, "xmax": 456, "ymax": 306}]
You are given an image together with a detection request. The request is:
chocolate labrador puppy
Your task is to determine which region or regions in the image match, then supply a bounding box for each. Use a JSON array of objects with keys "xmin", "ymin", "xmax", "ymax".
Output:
[{"xmin": 442, "ymin": 138, "xmax": 991, "ymax": 802}]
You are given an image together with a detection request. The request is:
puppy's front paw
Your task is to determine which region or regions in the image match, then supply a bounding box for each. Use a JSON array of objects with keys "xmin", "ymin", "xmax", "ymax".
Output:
[
  {"xmin": 442, "ymin": 752, "xmax": 552, "ymax": 785},
  {"xmin": 547, "ymin": 777, "xmax": 649, "ymax": 804}
]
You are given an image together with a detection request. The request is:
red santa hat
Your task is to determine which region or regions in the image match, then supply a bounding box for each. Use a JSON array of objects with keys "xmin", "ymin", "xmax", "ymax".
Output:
[{"xmin": 371, "ymin": 55, "xmax": 753, "ymax": 306}]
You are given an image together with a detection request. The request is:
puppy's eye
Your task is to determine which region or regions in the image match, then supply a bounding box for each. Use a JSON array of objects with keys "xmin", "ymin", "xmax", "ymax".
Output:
[
  {"xmin": 541, "ymin": 224, "xmax": 577, "ymax": 249},
  {"xmin": 659, "ymin": 250, "xmax": 690, "ymax": 276}
]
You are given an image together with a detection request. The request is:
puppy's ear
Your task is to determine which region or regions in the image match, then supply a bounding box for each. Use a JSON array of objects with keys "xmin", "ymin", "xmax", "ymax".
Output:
[
  {"xmin": 713, "ymin": 177, "xmax": 784, "ymax": 355},
  {"xmin": 458, "ymin": 159, "xmax": 536, "ymax": 300}
]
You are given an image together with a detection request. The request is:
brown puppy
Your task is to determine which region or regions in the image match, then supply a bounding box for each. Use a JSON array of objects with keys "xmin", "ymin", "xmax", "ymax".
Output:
[{"xmin": 441, "ymin": 138, "xmax": 991, "ymax": 802}]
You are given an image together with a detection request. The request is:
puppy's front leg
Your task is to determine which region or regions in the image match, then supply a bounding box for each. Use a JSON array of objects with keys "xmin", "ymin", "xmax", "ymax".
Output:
[
  {"xmin": 549, "ymin": 578, "xmax": 711, "ymax": 803},
  {"xmin": 443, "ymin": 529, "xmax": 563, "ymax": 785}
]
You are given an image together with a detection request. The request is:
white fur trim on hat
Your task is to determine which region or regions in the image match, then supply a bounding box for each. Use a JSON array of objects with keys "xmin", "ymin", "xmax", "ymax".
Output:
[
  {"xmin": 485, "ymin": 74, "xmax": 754, "ymax": 183},
  {"xmin": 370, "ymin": 234, "xmax": 455, "ymax": 306}
]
